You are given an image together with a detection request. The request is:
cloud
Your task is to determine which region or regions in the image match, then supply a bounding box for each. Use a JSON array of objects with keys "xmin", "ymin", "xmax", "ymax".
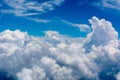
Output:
[
  {"xmin": 26, "ymin": 18, "xmax": 50, "ymax": 23},
  {"xmin": 78, "ymin": 0, "xmax": 120, "ymax": 11},
  {"xmin": 0, "ymin": 0, "xmax": 64, "ymax": 23},
  {"xmin": 17, "ymin": 65, "xmax": 47, "ymax": 80},
  {"xmin": 0, "ymin": 17, "xmax": 120, "ymax": 80},
  {"xmin": 1, "ymin": 0, "xmax": 64, "ymax": 16},
  {"xmin": 100, "ymin": 0, "xmax": 120, "ymax": 10},
  {"xmin": 74, "ymin": 24, "xmax": 91, "ymax": 32},
  {"xmin": 84, "ymin": 16, "xmax": 118, "ymax": 52},
  {"xmin": 116, "ymin": 72, "xmax": 120, "ymax": 80},
  {"xmin": 60, "ymin": 19, "xmax": 91, "ymax": 32}
]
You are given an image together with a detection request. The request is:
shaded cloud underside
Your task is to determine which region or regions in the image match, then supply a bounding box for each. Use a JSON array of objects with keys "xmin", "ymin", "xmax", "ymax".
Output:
[{"xmin": 0, "ymin": 17, "xmax": 120, "ymax": 80}]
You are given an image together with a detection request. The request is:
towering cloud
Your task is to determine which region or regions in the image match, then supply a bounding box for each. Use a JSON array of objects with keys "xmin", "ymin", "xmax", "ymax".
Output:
[{"xmin": 0, "ymin": 17, "xmax": 120, "ymax": 80}]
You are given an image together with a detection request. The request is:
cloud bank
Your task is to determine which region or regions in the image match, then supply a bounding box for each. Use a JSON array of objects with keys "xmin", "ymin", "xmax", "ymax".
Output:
[{"xmin": 0, "ymin": 17, "xmax": 120, "ymax": 80}]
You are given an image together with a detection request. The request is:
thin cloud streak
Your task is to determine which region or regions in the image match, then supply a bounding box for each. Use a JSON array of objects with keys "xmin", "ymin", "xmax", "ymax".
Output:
[{"xmin": 60, "ymin": 19, "xmax": 91, "ymax": 32}]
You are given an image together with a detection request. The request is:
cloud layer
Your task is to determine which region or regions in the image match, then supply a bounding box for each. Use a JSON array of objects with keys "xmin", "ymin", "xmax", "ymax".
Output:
[{"xmin": 0, "ymin": 17, "xmax": 120, "ymax": 80}]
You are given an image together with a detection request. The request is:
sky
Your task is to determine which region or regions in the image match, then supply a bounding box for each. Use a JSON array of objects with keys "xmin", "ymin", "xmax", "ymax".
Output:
[
  {"xmin": 1, "ymin": 0, "xmax": 120, "ymax": 80},
  {"xmin": 0, "ymin": 0, "xmax": 120, "ymax": 37}
]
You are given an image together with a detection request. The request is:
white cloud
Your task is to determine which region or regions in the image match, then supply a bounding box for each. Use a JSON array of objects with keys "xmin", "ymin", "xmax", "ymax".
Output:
[
  {"xmin": 0, "ymin": 0, "xmax": 64, "ymax": 23},
  {"xmin": 75, "ymin": 24, "xmax": 91, "ymax": 32},
  {"xmin": 0, "ymin": 17, "xmax": 120, "ymax": 80},
  {"xmin": 97, "ymin": 0, "xmax": 120, "ymax": 11},
  {"xmin": 17, "ymin": 65, "xmax": 47, "ymax": 80},
  {"xmin": 26, "ymin": 18, "xmax": 50, "ymax": 23},
  {"xmin": 116, "ymin": 72, "xmax": 120, "ymax": 80},
  {"xmin": 1, "ymin": 0, "xmax": 64, "ymax": 16},
  {"xmin": 78, "ymin": 0, "xmax": 120, "ymax": 11},
  {"xmin": 84, "ymin": 16, "xmax": 118, "ymax": 52},
  {"xmin": 101, "ymin": 0, "xmax": 120, "ymax": 10},
  {"xmin": 61, "ymin": 19, "xmax": 91, "ymax": 32}
]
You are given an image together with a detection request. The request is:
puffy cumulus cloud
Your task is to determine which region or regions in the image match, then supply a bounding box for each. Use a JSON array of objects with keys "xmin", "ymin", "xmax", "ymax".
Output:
[
  {"xmin": 17, "ymin": 65, "xmax": 47, "ymax": 80},
  {"xmin": 84, "ymin": 16, "xmax": 118, "ymax": 52},
  {"xmin": 0, "ymin": 16, "xmax": 120, "ymax": 80}
]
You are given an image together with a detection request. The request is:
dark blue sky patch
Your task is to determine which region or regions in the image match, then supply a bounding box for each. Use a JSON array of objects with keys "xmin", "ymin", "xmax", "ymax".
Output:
[{"xmin": 0, "ymin": 70, "xmax": 17, "ymax": 80}]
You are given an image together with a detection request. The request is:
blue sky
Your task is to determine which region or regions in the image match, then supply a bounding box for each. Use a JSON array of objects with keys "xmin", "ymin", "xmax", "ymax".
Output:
[
  {"xmin": 0, "ymin": 0, "xmax": 120, "ymax": 37},
  {"xmin": 1, "ymin": 0, "xmax": 120, "ymax": 80}
]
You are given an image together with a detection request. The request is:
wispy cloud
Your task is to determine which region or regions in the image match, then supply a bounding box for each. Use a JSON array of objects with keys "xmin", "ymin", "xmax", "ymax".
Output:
[
  {"xmin": 0, "ymin": 9, "xmax": 40, "ymax": 16},
  {"xmin": 101, "ymin": 0, "xmax": 120, "ymax": 10},
  {"xmin": 27, "ymin": 18, "xmax": 50, "ymax": 23},
  {"xmin": 60, "ymin": 19, "xmax": 91, "ymax": 32},
  {"xmin": 1, "ymin": 0, "xmax": 64, "ymax": 16},
  {"xmin": 0, "ymin": 0, "xmax": 64, "ymax": 23},
  {"xmin": 78, "ymin": 0, "xmax": 120, "ymax": 11}
]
